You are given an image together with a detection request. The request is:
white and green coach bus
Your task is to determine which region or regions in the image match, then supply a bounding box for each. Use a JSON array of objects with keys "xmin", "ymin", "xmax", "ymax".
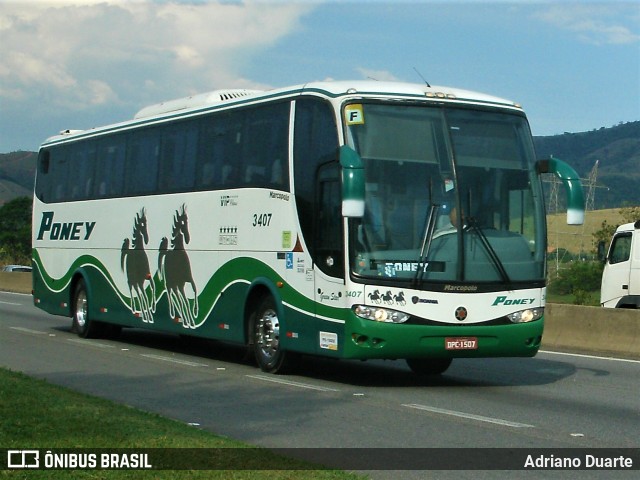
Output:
[{"xmin": 32, "ymin": 80, "xmax": 584, "ymax": 375}]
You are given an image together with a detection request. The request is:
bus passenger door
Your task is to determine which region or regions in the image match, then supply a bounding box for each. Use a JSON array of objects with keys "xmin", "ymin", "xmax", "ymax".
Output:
[
  {"xmin": 316, "ymin": 163, "xmax": 344, "ymax": 278},
  {"xmin": 314, "ymin": 163, "xmax": 345, "ymax": 354}
]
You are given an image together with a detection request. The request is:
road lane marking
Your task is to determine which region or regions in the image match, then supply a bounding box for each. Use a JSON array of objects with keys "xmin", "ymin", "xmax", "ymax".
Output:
[
  {"xmin": 402, "ymin": 404, "xmax": 534, "ymax": 428},
  {"xmin": 140, "ymin": 353, "xmax": 208, "ymax": 367},
  {"xmin": 246, "ymin": 374, "xmax": 340, "ymax": 392},
  {"xmin": 67, "ymin": 338, "xmax": 115, "ymax": 349},
  {"xmin": 0, "ymin": 291, "xmax": 31, "ymax": 296},
  {"xmin": 10, "ymin": 327, "xmax": 47, "ymax": 335},
  {"xmin": 0, "ymin": 300, "xmax": 22, "ymax": 306},
  {"xmin": 540, "ymin": 350, "xmax": 640, "ymax": 364}
]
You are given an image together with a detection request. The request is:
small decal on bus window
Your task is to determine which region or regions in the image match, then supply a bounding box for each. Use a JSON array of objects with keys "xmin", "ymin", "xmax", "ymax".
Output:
[
  {"xmin": 444, "ymin": 178, "xmax": 454, "ymax": 192},
  {"xmin": 286, "ymin": 252, "xmax": 294, "ymax": 269},
  {"xmin": 345, "ymin": 104, "xmax": 365, "ymax": 125},
  {"xmin": 320, "ymin": 331, "xmax": 338, "ymax": 350}
]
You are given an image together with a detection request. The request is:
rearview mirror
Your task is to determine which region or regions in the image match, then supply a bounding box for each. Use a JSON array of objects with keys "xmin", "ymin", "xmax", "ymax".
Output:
[
  {"xmin": 339, "ymin": 145, "xmax": 365, "ymax": 217},
  {"xmin": 536, "ymin": 156, "xmax": 585, "ymax": 225}
]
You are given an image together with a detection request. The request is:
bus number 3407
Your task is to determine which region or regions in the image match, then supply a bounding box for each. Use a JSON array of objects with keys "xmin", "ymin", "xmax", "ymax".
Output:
[{"xmin": 252, "ymin": 213, "xmax": 272, "ymax": 227}]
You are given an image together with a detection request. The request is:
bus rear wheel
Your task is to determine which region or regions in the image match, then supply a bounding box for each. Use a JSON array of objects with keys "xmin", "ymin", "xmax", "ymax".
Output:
[
  {"xmin": 251, "ymin": 296, "xmax": 291, "ymax": 374},
  {"xmin": 406, "ymin": 358, "xmax": 452, "ymax": 376},
  {"xmin": 72, "ymin": 279, "xmax": 101, "ymax": 339}
]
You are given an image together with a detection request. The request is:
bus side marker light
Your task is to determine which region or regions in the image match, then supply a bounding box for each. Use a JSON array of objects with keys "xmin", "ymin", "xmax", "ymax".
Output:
[
  {"xmin": 218, "ymin": 323, "xmax": 229, "ymax": 330},
  {"xmin": 100, "ymin": 307, "xmax": 108, "ymax": 313},
  {"xmin": 276, "ymin": 281, "xmax": 284, "ymax": 288}
]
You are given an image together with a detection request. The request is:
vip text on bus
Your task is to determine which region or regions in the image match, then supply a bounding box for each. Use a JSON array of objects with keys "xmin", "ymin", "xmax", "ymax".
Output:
[{"xmin": 32, "ymin": 81, "xmax": 585, "ymax": 375}]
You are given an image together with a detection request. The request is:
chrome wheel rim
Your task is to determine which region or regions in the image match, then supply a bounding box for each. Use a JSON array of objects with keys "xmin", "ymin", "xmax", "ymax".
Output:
[
  {"xmin": 75, "ymin": 289, "xmax": 88, "ymax": 329},
  {"xmin": 255, "ymin": 308, "xmax": 279, "ymax": 360}
]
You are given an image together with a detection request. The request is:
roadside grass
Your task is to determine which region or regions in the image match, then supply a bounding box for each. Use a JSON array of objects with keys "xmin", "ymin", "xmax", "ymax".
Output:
[{"xmin": 0, "ymin": 368, "xmax": 364, "ymax": 480}]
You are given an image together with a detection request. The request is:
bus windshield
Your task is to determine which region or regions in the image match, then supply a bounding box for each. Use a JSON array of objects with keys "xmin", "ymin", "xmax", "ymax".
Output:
[{"xmin": 346, "ymin": 103, "xmax": 546, "ymax": 284}]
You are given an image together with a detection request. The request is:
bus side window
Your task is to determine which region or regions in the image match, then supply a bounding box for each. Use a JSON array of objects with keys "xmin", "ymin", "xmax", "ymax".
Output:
[
  {"xmin": 271, "ymin": 158, "xmax": 284, "ymax": 187},
  {"xmin": 50, "ymin": 150, "xmax": 69, "ymax": 202},
  {"xmin": 69, "ymin": 142, "xmax": 96, "ymax": 200},
  {"xmin": 36, "ymin": 150, "xmax": 51, "ymax": 202},
  {"xmin": 126, "ymin": 131, "xmax": 160, "ymax": 195},
  {"xmin": 159, "ymin": 122, "xmax": 197, "ymax": 193},
  {"xmin": 96, "ymin": 137, "xmax": 126, "ymax": 198},
  {"xmin": 242, "ymin": 102, "xmax": 290, "ymax": 190}
]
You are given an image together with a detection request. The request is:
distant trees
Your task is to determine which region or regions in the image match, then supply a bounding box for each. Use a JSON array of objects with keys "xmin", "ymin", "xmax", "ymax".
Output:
[{"xmin": 0, "ymin": 196, "xmax": 31, "ymax": 265}]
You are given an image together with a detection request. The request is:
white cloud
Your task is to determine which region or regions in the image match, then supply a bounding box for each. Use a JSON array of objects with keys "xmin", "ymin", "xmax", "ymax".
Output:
[
  {"xmin": 0, "ymin": 0, "xmax": 314, "ymax": 112},
  {"xmin": 533, "ymin": 4, "xmax": 640, "ymax": 46}
]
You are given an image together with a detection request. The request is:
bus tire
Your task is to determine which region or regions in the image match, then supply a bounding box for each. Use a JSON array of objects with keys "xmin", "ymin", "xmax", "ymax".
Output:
[
  {"xmin": 250, "ymin": 295, "xmax": 291, "ymax": 374},
  {"xmin": 406, "ymin": 357, "xmax": 452, "ymax": 376},
  {"xmin": 72, "ymin": 279, "xmax": 101, "ymax": 339}
]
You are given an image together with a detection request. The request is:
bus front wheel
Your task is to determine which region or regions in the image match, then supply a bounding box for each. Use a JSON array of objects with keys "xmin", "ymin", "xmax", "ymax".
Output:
[
  {"xmin": 406, "ymin": 358, "xmax": 452, "ymax": 376},
  {"xmin": 251, "ymin": 296, "xmax": 291, "ymax": 374},
  {"xmin": 72, "ymin": 279, "xmax": 101, "ymax": 339}
]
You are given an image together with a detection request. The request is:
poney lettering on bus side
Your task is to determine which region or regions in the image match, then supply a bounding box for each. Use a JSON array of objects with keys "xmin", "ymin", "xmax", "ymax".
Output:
[
  {"xmin": 36, "ymin": 211, "xmax": 96, "ymax": 241},
  {"xmin": 491, "ymin": 295, "xmax": 536, "ymax": 306}
]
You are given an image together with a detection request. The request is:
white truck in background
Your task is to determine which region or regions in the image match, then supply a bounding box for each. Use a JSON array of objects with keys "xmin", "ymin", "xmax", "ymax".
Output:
[{"xmin": 600, "ymin": 221, "xmax": 640, "ymax": 308}]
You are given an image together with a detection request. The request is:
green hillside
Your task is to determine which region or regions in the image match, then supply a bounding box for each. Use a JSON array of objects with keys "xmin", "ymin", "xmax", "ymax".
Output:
[
  {"xmin": 533, "ymin": 121, "xmax": 640, "ymax": 209},
  {"xmin": 0, "ymin": 151, "xmax": 36, "ymax": 205}
]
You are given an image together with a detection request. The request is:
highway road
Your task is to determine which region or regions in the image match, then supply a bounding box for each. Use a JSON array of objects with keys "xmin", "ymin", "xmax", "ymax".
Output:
[{"xmin": 1, "ymin": 290, "xmax": 638, "ymax": 479}]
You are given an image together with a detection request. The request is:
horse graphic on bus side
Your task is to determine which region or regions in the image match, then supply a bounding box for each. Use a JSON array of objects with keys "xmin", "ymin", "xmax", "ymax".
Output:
[
  {"xmin": 120, "ymin": 208, "xmax": 156, "ymax": 323},
  {"xmin": 158, "ymin": 204, "xmax": 199, "ymax": 328}
]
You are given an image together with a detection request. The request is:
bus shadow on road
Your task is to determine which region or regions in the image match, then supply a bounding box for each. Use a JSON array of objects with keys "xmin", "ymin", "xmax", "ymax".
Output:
[
  {"xmin": 65, "ymin": 329, "xmax": 576, "ymax": 387},
  {"xmin": 54, "ymin": 325, "xmax": 579, "ymax": 389},
  {"xmin": 286, "ymin": 354, "xmax": 579, "ymax": 388}
]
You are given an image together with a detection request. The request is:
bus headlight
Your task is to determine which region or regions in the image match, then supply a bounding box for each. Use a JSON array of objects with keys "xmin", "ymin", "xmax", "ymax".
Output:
[
  {"xmin": 508, "ymin": 308, "xmax": 543, "ymax": 323},
  {"xmin": 354, "ymin": 305, "xmax": 410, "ymax": 323}
]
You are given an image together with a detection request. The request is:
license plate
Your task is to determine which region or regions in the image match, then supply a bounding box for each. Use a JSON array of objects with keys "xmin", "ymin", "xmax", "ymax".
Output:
[{"xmin": 445, "ymin": 337, "xmax": 478, "ymax": 350}]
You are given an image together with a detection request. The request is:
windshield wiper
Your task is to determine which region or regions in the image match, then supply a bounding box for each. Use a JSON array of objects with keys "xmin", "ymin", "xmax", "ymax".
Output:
[
  {"xmin": 413, "ymin": 204, "xmax": 440, "ymax": 288},
  {"xmin": 466, "ymin": 218, "xmax": 512, "ymax": 286}
]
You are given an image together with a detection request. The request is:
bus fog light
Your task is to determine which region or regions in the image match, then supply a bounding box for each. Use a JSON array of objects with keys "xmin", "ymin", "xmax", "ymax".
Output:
[
  {"xmin": 354, "ymin": 305, "xmax": 410, "ymax": 323},
  {"xmin": 508, "ymin": 308, "xmax": 543, "ymax": 323}
]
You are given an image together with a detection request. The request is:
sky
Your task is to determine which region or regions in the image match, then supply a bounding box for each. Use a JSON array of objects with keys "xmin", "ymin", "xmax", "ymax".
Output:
[{"xmin": 0, "ymin": 0, "xmax": 638, "ymax": 152}]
